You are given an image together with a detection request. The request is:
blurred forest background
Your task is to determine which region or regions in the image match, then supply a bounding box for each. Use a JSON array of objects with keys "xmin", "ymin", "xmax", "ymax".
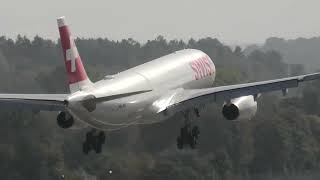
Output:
[{"xmin": 1, "ymin": 35, "xmax": 320, "ymax": 180}]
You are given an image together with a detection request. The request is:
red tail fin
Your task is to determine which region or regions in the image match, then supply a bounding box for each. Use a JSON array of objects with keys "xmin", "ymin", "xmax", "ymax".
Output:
[{"xmin": 57, "ymin": 16, "xmax": 92, "ymax": 93}]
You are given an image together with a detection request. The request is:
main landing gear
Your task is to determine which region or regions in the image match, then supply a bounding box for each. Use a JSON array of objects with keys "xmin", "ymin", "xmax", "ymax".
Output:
[
  {"xmin": 177, "ymin": 125, "xmax": 200, "ymax": 149},
  {"xmin": 82, "ymin": 129, "xmax": 106, "ymax": 154},
  {"xmin": 176, "ymin": 108, "xmax": 201, "ymax": 150}
]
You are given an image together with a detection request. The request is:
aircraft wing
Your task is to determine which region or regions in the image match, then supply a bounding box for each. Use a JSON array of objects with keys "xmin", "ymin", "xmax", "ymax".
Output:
[
  {"xmin": 157, "ymin": 73, "xmax": 320, "ymax": 114},
  {"xmin": 0, "ymin": 94, "xmax": 68, "ymax": 111}
]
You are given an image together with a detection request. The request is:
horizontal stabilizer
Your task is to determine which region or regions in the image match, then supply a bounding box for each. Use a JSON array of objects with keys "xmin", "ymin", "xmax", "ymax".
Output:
[{"xmin": 0, "ymin": 94, "xmax": 68, "ymax": 111}]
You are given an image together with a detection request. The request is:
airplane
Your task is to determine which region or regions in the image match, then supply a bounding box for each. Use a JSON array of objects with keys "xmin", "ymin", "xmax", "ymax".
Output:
[{"xmin": 1, "ymin": 16, "xmax": 320, "ymax": 154}]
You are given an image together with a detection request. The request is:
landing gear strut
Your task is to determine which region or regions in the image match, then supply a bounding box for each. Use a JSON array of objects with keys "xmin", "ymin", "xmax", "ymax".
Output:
[
  {"xmin": 177, "ymin": 125, "xmax": 200, "ymax": 149},
  {"xmin": 177, "ymin": 109, "xmax": 200, "ymax": 150},
  {"xmin": 82, "ymin": 129, "xmax": 106, "ymax": 154}
]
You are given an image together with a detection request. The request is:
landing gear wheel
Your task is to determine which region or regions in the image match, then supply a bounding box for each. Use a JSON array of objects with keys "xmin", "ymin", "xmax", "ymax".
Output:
[
  {"xmin": 180, "ymin": 127, "xmax": 189, "ymax": 139},
  {"xmin": 177, "ymin": 123, "xmax": 200, "ymax": 150},
  {"xmin": 177, "ymin": 136, "xmax": 183, "ymax": 149},
  {"xmin": 98, "ymin": 131, "xmax": 106, "ymax": 144},
  {"xmin": 82, "ymin": 141, "xmax": 90, "ymax": 154},
  {"xmin": 86, "ymin": 131, "xmax": 94, "ymax": 143},
  {"xmin": 83, "ymin": 130, "xmax": 106, "ymax": 155},
  {"xmin": 94, "ymin": 141, "xmax": 102, "ymax": 154},
  {"xmin": 189, "ymin": 136, "xmax": 197, "ymax": 149},
  {"xmin": 192, "ymin": 126, "xmax": 200, "ymax": 139}
]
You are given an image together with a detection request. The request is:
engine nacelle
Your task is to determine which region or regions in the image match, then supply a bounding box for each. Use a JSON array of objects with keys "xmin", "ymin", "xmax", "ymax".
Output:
[
  {"xmin": 222, "ymin": 95, "xmax": 257, "ymax": 121},
  {"xmin": 57, "ymin": 111, "xmax": 74, "ymax": 129}
]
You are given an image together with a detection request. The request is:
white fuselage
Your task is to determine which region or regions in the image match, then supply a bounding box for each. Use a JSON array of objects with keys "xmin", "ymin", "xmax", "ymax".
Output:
[{"xmin": 66, "ymin": 49, "xmax": 216, "ymax": 131}]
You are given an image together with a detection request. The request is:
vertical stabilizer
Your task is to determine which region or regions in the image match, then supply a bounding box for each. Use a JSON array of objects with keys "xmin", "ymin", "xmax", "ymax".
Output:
[{"xmin": 57, "ymin": 16, "xmax": 92, "ymax": 93}]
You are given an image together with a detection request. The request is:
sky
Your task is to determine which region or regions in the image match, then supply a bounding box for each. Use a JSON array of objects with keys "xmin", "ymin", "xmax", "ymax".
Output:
[{"xmin": 0, "ymin": 0, "xmax": 319, "ymax": 45}]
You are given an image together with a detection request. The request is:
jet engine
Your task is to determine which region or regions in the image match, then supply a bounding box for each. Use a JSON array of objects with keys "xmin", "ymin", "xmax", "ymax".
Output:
[
  {"xmin": 57, "ymin": 111, "xmax": 74, "ymax": 129},
  {"xmin": 222, "ymin": 95, "xmax": 257, "ymax": 121}
]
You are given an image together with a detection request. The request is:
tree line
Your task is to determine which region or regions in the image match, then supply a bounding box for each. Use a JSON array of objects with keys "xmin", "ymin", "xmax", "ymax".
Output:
[{"xmin": 0, "ymin": 35, "xmax": 319, "ymax": 180}]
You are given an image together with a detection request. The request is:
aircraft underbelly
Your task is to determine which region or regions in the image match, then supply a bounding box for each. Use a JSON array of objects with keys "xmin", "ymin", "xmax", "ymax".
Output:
[{"xmin": 68, "ymin": 93, "xmax": 167, "ymax": 131}]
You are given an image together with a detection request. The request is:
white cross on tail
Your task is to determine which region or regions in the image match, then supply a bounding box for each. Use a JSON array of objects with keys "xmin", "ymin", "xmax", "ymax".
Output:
[{"xmin": 66, "ymin": 37, "xmax": 78, "ymax": 72}]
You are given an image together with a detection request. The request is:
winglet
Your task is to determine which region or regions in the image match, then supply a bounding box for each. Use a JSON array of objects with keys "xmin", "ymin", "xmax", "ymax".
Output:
[{"xmin": 57, "ymin": 16, "xmax": 92, "ymax": 93}]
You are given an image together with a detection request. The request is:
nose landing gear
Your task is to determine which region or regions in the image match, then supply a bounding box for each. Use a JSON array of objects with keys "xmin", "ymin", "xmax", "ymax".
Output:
[{"xmin": 82, "ymin": 129, "xmax": 106, "ymax": 154}]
